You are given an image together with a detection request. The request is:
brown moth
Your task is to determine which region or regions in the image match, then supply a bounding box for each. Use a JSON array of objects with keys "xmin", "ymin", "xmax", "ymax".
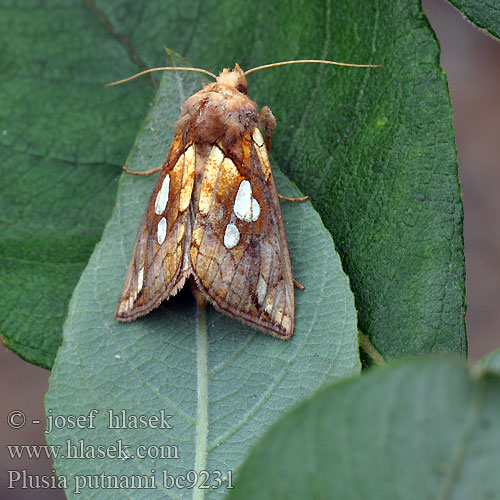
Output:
[{"xmin": 113, "ymin": 60, "xmax": 379, "ymax": 339}]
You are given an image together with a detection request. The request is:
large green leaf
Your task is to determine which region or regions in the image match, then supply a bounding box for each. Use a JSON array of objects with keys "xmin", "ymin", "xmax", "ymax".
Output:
[
  {"xmin": 448, "ymin": 0, "xmax": 500, "ymax": 39},
  {"xmin": 44, "ymin": 66, "xmax": 359, "ymax": 500},
  {"xmin": 1, "ymin": 0, "xmax": 465, "ymax": 367},
  {"xmin": 250, "ymin": 1, "xmax": 467, "ymax": 360},
  {"xmin": 0, "ymin": 1, "xmax": 157, "ymax": 367},
  {"xmin": 230, "ymin": 358, "xmax": 500, "ymax": 499}
]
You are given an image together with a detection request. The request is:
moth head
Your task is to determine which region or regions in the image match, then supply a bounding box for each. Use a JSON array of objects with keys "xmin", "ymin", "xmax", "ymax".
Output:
[{"xmin": 216, "ymin": 64, "xmax": 248, "ymax": 95}]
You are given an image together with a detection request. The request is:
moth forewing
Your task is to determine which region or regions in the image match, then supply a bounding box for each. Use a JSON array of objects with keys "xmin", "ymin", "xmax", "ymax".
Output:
[
  {"xmin": 116, "ymin": 64, "xmax": 296, "ymax": 338},
  {"xmin": 115, "ymin": 136, "xmax": 193, "ymax": 321},
  {"xmin": 190, "ymin": 130, "xmax": 295, "ymax": 338}
]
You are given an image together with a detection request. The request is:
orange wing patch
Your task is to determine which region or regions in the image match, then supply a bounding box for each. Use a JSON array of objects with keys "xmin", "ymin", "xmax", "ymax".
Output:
[{"xmin": 252, "ymin": 128, "xmax": 272, "ymax": 180}]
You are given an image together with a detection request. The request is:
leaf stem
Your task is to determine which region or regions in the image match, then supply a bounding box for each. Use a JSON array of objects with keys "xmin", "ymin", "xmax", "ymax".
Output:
[
  {"xmin": 193, "ymin": 306, "xmax": 209, "ymax": 500},
  {"xmin": 358, "ymin": 330, "xmax": 386, "ymax": 366}
]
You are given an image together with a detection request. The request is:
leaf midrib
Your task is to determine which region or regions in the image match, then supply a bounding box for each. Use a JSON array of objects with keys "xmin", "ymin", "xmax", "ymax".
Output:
[{"xmin": 194, "ymin": 306, "xmax": 209, "ymax": 500}]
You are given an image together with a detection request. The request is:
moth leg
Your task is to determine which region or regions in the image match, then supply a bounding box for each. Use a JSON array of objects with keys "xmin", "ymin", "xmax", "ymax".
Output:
[
  {"xmin": 293, "ymin": 278, "xmax": 305, "ymax": 291},
  {"xmin": 259, "ymin": 106, "xmax": 277, "ymax": 150},
  {"xmin": 278, "ymin": 193, "xmax": 309, "ymax": 202},
  {"xmin": 122, "ymin": 165, "xmax": 163, "ymax": 176}
]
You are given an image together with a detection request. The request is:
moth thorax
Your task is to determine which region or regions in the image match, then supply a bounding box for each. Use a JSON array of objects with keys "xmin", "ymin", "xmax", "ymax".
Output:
[{"xmin": 216, "ymin": 65, "xmax": 247, "ymax": 94}]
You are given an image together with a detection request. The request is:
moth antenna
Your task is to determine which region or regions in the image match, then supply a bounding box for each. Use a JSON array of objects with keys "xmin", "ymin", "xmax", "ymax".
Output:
[
  {"xmin": 106, "ymin": 67, "xmax": 217, "ymax": 87},
  {"xmin": 244, "ymin": 59, "xmax": 381, "ymax": 76}
]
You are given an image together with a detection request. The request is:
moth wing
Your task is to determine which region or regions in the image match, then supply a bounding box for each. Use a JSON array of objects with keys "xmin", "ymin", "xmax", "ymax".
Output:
[
  {"xmin": 115, "ymin": 136, "xmax": 196, "ymax": 321},
  {"xmin": 190, "ymin": 128, "xmax": 295, "ymax": 338}
]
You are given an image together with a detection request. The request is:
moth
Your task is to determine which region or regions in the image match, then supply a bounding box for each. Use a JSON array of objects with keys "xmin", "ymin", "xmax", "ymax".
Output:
[{"xmin": 112, "ymin": 59, "xmax": 378, "ymax": 339}]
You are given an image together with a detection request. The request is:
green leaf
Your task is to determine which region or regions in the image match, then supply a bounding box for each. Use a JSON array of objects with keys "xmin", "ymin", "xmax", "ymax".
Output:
[
  {"xmin": 44, "ymin": 66, "xmax": 359, "ymax": 500},
  {"xmin": 448, "ymin": 0, "xmax": 500, "ymax": 39},
  {"xmin": 230, "ymin": 358, "xmax": 500, "ymax": 500},
  {"xmin": 247, "ymin": 2, "xmax": 466, "ymax": 360},
  {"xmin": 0, "ymin": 1, "xmax": 158, "ymax": 368},
  {"xmin": 2, "ymin": 0, "xmax": 465, "ymax": 366}
]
